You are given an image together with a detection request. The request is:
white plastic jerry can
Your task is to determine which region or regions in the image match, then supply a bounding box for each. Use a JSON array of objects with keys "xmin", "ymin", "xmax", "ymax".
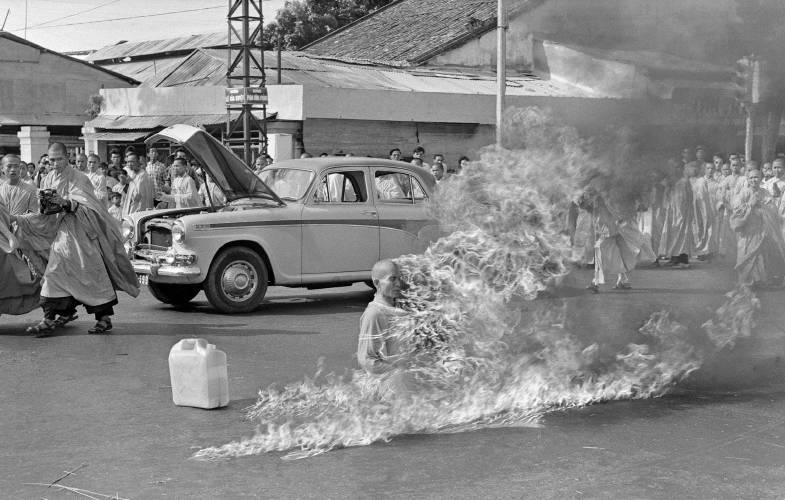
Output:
[{"xmin": 168, "ymin": 338, "xmax": 229, "ymax": 409}]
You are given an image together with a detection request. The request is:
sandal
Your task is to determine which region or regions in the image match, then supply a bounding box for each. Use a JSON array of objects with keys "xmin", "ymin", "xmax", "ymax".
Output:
[
  {"xmin": 614, "ymin": 282, "xmax": 632, "ymax": 290},
  {"xmin": 88, "ymin": 318, "xmax": 113, "ymax": 334},
  {"xmin": 26, "ymin": 318, "xmax": 56, "ymax": 338},
  {"xmin": 53, "ymin": 313, "xmax": 78, "ymax": 327}
]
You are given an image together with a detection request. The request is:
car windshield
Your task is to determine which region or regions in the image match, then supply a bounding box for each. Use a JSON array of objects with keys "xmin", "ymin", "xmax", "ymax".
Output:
[{"xmin": 258, "ymin": 168, "xmax": 315, "ymax": 201}]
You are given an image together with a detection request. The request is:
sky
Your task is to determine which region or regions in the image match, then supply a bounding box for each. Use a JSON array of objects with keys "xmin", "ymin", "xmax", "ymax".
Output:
[{"xmin": 1, "ymin": 0, "xmax": 286, "ymax": 53}]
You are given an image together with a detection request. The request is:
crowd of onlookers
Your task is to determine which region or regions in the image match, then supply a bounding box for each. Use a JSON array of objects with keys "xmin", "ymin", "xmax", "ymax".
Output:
[
  {"xmin": 1, "ymin": 143, "xmax": 470, "ymax": 219},
  {"xmin": 572, "ymin": 145, "xmax": 785, "ymax": 289}
]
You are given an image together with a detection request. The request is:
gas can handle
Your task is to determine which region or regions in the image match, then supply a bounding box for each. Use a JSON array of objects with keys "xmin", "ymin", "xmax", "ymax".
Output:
[{"xmin": 178, "ymin": 338, "xmax": 209, "ymax": 352}]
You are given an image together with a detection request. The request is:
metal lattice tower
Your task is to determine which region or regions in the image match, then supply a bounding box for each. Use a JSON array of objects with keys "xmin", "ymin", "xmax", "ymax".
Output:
[{"xmin": 225, "ymin": 0, "xmax": 267, "ymax": 167}]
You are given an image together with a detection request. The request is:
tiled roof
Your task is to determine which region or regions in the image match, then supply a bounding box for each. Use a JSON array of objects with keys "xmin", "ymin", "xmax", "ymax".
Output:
[
  {"xmin": 86, "ymin": 32, "xmax": 227, "ymax": 63},
  {"xmin": 302, "ymin": 0, "xmax": 546, "ymax": 66}
]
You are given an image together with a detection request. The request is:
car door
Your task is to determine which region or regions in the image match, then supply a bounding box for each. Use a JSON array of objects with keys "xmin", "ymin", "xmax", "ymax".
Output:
[
  {"xmin": 371, "ymin": 167, "xmax": 437, "ymax": 258},
  {"xmin": 301, "ymin": 166, "xmax": 380, "ymax": 275}
]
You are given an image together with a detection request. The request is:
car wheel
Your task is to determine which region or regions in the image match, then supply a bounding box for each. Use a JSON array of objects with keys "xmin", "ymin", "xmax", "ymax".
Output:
[
  {"xmin": 203, "ymin": 246, "xmax": 268, "ymax": 314},
  {"xmin": 148, "ymin": 282, "xmax": 202, "ymax": 306}
]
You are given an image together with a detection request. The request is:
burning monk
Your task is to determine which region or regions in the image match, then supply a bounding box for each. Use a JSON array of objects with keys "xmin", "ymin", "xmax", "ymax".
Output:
[
  {"xmin": 730, "ymin": 168, "xmax": 785, "ymax": 287},
  {"xmin": 357, "ymin": 259, "xmax": 405, "ymax": 373},
  {"xmin": 11, "ymin": 143, "xmax": 139, "ymax": 336}
]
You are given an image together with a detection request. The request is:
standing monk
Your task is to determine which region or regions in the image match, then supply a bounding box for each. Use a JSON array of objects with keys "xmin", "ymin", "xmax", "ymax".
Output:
[
  {"xmin": 692, "ymin": 162, "xmax": 719, "ymax": 260},
  {"xmin": 85, "ymin": 154, "xmax": 108, "ymax": 206},
  {"xmin": 659, "ymin": 162, "xmax": 695, "ymax": 268},
  {"xmin": 731, "ymin": 169, "xmax": 785, "ymax": 287},
  {"xmin": 121, "ymin": 153, "xmax": 155, "ymax": 217},
  {"xmin": 12, "ymin": 143, "xmax": 139, "ymax": 336},
  {"xmin": 0, "ymin": 155, "xmax": 38, "ymax": 215}
]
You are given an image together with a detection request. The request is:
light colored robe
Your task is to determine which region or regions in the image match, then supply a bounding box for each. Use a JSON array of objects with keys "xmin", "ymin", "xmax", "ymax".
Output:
[
  {"xmin": 731, "ymin": 186, "xmax": 785, "ymax": 285},
  {"xmin": 0, "ymin": 202, "xmax": 40, "ymax": 315},
  {"xmin": 121, "ymin": 170, "xmax": 155, "ymax": 217},
  {"xmin": 0, "ymin": 181, "xmax": 38, "ymax": 215},
  {"xmin": 87, "ymin": 170, "xmax": 108, "ymax": 205},
  {"xmin": 14, "ymin": 166, "xmax": 139, "ymax": 306},
  {"xmin": 717, "ymin": 174, "xmax": 740, "ymax": 260},
  {"xmin": 658, "ymin": 177, "xmax": 694, "ymax": 257},
  {"xmin": 593, "ymin": 201, "xmax": 656, "ymax": 284},
  {"xmin": 692, "ymin": 175, "xmax": 719, "ymax": 256}
]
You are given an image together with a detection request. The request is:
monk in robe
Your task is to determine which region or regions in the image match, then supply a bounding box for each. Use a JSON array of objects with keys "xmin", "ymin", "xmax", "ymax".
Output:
[
  {"xmin": 658, "ymin": 163, "xmax": 695, "ymax": 268},
  {"xmin": 570, "ymin": 192, "xmax": 595, "ymax": 267},
  {"xmin": 731, "ymin": 168, "xmax": 785, "ymax": 287},
  {"xmin": 121, "ymin": 153, "xmax": 155, "ymax": 217},
  {"xmin": 692, "ymin": 162, "xmax": 719, "ymax": 260},
  {"xmin": 12, "ymin": 143, "xmax": 139, "ymax": 337},
  {"xmin": 0, "ymin": 155, "xmax": 38, "ymax": 215},
  {"xmin": 587, "ymin": 194, "xmax": 655, "ymax": 292},
  {"xmin": 0, "ymin": 202, "xmax": 41, "ymax": 316},
  {"xmin": 717, "ymin": 161, "xmax": 741, "ymax": 261},
  {"xmin": 85, "ymin": 153, "xmax": 108, "ymax": 206}
]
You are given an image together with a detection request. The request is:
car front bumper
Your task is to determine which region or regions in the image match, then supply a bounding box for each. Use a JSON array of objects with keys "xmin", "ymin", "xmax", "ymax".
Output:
[{"xmin": 132, "ymin": 259, "xmax": 203, "ymax": 284}]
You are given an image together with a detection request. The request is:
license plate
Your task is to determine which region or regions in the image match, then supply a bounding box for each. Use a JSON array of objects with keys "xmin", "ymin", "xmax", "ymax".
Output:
[{"xmin": 137, "ymin": 274, "xmax": 149, "ymax": 286}]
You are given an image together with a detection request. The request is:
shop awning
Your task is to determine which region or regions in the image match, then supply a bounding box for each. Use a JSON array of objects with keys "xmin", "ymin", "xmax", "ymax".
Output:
[
  {"xmin": 80, "ymin": 131, "xmax": 152, "ymax": 141},
  {"xmin": 85, "ymin": 111, "xmax": 277, "ymax": 130}
]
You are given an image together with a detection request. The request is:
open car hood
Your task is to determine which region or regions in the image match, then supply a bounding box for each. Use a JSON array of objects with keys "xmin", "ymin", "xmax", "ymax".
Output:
[{"xmin": 146, "ymin": 124, "xmax": 283, "ymax": 204}]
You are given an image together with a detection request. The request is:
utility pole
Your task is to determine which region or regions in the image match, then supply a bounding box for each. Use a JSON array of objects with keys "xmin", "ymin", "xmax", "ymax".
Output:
[
  {"xmin": 225, "ymin": 0, "xmax": 267, "ymax": 167},
  {"xmin": 496, "ymin": 0, "xmax": 506, "ymax": 148}
]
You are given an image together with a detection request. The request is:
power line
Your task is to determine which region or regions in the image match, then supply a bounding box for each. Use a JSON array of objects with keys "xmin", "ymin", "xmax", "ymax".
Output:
[
  {"xmin": 10, "ymin": 5, "xmax": 224, "ymax": 32},
  {"xmin": 25, "ymin": 0, "xmax": 124, "ymax": 30}
]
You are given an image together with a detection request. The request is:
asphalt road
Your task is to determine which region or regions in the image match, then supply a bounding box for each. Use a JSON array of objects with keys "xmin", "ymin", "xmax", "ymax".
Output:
[{"xmin": 2, "ymin": 263, "xmax": 785, "ymax": 499}]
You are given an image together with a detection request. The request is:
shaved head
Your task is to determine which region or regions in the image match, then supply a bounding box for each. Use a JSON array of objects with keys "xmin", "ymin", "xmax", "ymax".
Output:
[
  {"xmin": 371, "ymin": 259, "xmax": 398, "ymax": 283},
  {"xmin": 1, "ymin": 154, "xmax": 21, "ymax": 167}
]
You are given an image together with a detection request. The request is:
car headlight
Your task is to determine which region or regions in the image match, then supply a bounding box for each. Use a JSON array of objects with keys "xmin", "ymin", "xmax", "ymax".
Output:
[
  {"xmin": 172, "ymin": 220, "xmax": 185, "ymax": 244},
  {"xmin": 121, "ymin": 218, "xmax": 134, "ymax": 241}
]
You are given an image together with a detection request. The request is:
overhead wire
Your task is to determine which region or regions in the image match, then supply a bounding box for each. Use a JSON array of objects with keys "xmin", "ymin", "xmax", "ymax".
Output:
[
  {"xmin": 24, "ymin": 0, "xmax": 124, "ymax": 29},
  {"xmin": 10, "ymin": 5, "xmax": 224, "ymax": 32}
]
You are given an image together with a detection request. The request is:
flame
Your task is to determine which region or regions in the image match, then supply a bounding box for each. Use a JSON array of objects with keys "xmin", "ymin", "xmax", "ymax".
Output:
[{"xmin": 193, "ymin": 107, "xmax": 758, "ymax": 461}]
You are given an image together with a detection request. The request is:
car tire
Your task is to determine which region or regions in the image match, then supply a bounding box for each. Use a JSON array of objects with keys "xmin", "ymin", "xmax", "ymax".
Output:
[
  {"xmin": 148, "ymin": 282, "xmax": 202, "ymax": 306},
  {"xmin": 203, "ymin": 246, "xmax": 268, "ymax": 314}
]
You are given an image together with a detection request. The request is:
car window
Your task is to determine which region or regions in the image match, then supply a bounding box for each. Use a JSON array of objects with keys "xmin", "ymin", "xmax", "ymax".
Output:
[
  {"xmin": 411, "ymin": 176, "xmax": 428, "ymax": 203},
  {"xmin": 375, "ymin": 171, "xmax": 427, "ymax": 204},
  {"xmin": 258, "ymin": 168, "xmax": 315, "ymax": 200},
  {"xmin": 316, "ymin": 171, "xmax": 365, "ymax": 203}
]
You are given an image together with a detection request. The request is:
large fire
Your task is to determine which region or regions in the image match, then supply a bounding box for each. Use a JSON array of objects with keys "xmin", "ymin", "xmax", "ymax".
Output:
[{"xmin": 193, "ymin": 107, "xmax": 759, "ymax": 461}]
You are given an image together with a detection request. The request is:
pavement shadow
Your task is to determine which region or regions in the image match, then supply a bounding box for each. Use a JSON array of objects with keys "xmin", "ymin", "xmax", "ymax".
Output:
[
  {"xmin": 0, "ymin": 323, "xmax": 322, "ymax": 337},
  {"xmin": 151, "ymin": 288, "xmax": 374, "ymax": 316}
]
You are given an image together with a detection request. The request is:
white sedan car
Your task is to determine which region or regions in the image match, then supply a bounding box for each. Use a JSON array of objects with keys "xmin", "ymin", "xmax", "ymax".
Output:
[{"xmin": 124, "ymin": 124, "xmax": 439, "ymax": 313}]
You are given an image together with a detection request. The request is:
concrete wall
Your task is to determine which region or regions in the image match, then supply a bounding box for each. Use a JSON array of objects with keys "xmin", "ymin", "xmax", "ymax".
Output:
[
  {"xmin": 428, "ymin": 0, "xmax": 737, "ymax": 70},
  {"xmin": 0, "ymin": 37, "xmax": 134, "ymax": 126},
  {"xmin": 99, "ymin": 85, "xmax": 302, "ymax": 120}
]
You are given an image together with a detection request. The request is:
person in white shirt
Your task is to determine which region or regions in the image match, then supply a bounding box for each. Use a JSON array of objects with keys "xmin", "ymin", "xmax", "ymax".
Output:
[{"xmin": 156, "ymin": 158, "xmax": 200, "ymax": 208}]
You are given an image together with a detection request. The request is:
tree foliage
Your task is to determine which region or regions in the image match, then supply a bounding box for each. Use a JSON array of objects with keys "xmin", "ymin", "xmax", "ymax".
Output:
[{"xmin": 259, "ymin": 0, "xmax": 394, "ymax": 50}]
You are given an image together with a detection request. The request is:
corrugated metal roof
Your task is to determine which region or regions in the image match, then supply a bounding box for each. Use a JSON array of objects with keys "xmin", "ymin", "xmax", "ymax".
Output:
[
  {"xmin": 145, "ymin": 48, "xmax": 598, "ymax": 98},
  {"xmin": 86, "ymin": 32, "xmax": 227, "ymax": 63},
  {"xmin": 0, "ymin": 30, "xmax": 139, "ymax": 85},
  {"xmin": 81, "ymin": 131, "xmax": 151, "ymax": 141},
  {"xmin": 100, "ymin": 56, "xmax": 189, "ymax": 84},
  {"xmin": 86, "ymin": 111, "xmax": 276, "ymax": 130}
]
